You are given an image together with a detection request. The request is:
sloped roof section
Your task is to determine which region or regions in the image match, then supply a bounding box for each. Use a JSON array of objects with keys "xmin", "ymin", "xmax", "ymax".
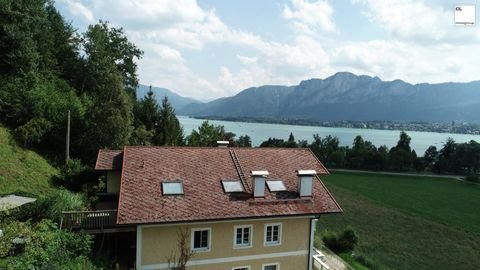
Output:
[
  {"xmin": 113, "ymin": 146, "xmax": 341, "ymax": 225},
  {"xmin": 95, "ymin": 149, "xmax": 123, "ymax": 170}
]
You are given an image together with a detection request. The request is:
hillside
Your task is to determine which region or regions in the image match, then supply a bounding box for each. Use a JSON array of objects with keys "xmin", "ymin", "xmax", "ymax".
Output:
[
  {"xmin": 0, "ymin": 126, "xmax": 57, "ymax": 197},
  {"xmin": 137, "ymin": 84, "xmax": 201, "ymax": 111},
  {"xmin": 319, "ymin": 172, "xmax": 480, "ymax": 270},
  {"xmin": 179, "ymin": 72, "xmax": 480, "ymax": 123}
]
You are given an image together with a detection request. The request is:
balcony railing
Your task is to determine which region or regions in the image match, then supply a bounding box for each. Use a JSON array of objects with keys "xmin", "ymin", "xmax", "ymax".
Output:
[
  {"xmin": 313, "ymin": 249, "xmax": 330, "ymax": 270},
  {"xmin": 61, "ymin": 210, "xmax": 117, "ymax": 230}
]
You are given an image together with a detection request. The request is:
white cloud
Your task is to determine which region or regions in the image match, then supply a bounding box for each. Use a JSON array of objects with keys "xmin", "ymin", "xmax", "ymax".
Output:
[
  {"xmin": 63, "ymin": 0, "xmax": 94, "ymax": 23},
  {"xmin": 332, "ymin": 40, "xmax": 480, "ymax": 83},
  {"xmin": 283, "ymin": 0, "xmax": 336, "ymax": 34},
  {"xmin": 353, "ymin": 0, "xmax": 480, "ymax": 43},
  {"xmin": 58, "ymin": 0, "xmax": 480, "ymax": 100},
  {"xmin": 91, "ymin": 0, "xmax": 229, "ymax": 50},
  {"xmin": 236, "ymin": 55, "xmax": 258, "ymax": 65}
]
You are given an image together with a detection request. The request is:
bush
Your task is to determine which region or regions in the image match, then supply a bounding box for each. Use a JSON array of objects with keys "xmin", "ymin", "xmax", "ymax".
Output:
[
  {"xmin": 322, "ymin": 226, "xmax": 359, "ymax": 253},
  {"xmin": 0, "ymin": 219, "xmax": 99, "ymax": 269},
  {"xmin": 43, "ymin": 189, "xmax": 86, "ymax": 222},
  {"xmin": 353, "ymin": 253, "xmax": 384, "ymax": 270},
  {"xmin": 465, "ymin": 172, "xmax": 479, "ymax": 183},
  {"xmin": 1, "ymin": 190, "xmax": 86, "ymax": 226}
]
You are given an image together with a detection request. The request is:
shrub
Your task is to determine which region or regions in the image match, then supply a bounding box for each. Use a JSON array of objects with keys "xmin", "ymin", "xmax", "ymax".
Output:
[
  {"xmin": 0, "ymin": 219, "xmax": 98, "ymax": 269},
  {"xmin": 55, "ymin": 159, "xmax": 97, "ymax": 192},
  {"xmin": 465, "ymin": 172, "xmax": 479, "ymax": 183},
  {"xmin": 43, "ymin": 189, "xmax": 86, "ymax": 222},
  {"xmin": 322, "ymin": 226, "xmax": 359, "ymax": 253},
  {"xmin": 353, "ymin": 253, "xmax": 384, "ymax": 270}
]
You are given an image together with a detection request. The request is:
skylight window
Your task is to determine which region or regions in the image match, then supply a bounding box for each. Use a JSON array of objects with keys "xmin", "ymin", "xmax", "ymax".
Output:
[
  {"xmin": 222, "ymin": 180, "xmax": 243, "ymax": 193},
  {"xmin": 266, "ymin": 180, "xmax": 287, "ymax": 192},
  {"xmin": 162, "ymin": 181, "xmax": 184, "ymax": 195}
]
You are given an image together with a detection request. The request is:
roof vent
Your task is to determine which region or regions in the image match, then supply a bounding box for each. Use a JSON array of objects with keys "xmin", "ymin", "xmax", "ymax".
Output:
[
  {"xmin": 217, "ymin": 141, "xmax": 230, "ymax": 148},
  {"xmin": 251, "ymin": 170, "xmax": 269, "ymax": 197},
  {"xmin": 296, "ymin": 170, "xmax": 317, "ymax": 197}
]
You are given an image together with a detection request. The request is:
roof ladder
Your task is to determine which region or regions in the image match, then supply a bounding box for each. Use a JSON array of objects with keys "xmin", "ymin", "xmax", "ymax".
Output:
[{"xmin": 229, "ymin": 149, "xmax": 252, "ymax": 193}]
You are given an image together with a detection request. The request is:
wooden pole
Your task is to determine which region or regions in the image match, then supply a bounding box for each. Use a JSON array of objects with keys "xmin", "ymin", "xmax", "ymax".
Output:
[{"xmin": 66, "ymin": 110, "xmax": 71, "ymax": 163}]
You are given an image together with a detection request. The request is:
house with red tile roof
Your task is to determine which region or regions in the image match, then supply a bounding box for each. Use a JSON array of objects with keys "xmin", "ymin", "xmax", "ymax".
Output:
[{"xmin": 63, "ymin": 145, "xmax": 342, "ymax": 270}]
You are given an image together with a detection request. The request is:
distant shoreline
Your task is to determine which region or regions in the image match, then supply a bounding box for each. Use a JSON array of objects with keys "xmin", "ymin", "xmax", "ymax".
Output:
[{"xmin": 183, "ymin": 115, "xmax": 480, "ymax": 136}]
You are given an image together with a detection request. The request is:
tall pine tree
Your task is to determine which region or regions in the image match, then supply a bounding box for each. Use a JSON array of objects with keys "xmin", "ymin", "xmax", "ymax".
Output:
[{"xmin": 154, "ymin": 96, "xmax": 184, "ymax": 146}]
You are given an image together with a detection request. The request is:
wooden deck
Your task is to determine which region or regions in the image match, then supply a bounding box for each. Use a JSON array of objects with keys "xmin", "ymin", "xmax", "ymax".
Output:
[{"xmin": 61, "ymin": 209, "xmax": 118, "ymax": 230}]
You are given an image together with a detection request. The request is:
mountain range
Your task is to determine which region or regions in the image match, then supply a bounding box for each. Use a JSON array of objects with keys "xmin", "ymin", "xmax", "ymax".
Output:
[
  {"xmin": 136, "ymin": 84, "xmax": 200, "ymax": 110},
  {"xmin": 176, "ymin": 72, "xmax": 480, "ymax": 123}
]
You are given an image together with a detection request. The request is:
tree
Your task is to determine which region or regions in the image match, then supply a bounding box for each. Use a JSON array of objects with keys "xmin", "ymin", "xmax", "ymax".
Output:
[
  {"xmin": 424, "ymin": 146, "xmax": 438, "ymax": 168},
  {"xmin": 80, "ymin": 72, "xmax": 134, "ymax": 160},
  {"xmin": 167, "ymin": 228, "xmax": 195, "ymax": 270},
  {"xmin": 346, "ymin": 136, "xmax": 367, "ymax": 169},
  {"xmin": 154, "ymin": 96, "xmax": 184, "ymax": 146},
  {"xmin": 0, "ymin": 0, "xmax": 48, "ymax": 76},
  {"xmin": 434, "ymin": 138, "xmax": 457, "ymax": 173},
  {"xmin": 389, "ymin": 131, "xmax": 413, "ymax": 171},
  {"xmin": 396, "ymin": 131, "xmax": 412, "ymax": 152},
  {"xmin": 235, "ymin": 135, "xmax": 252, "ymax": 147},
  {"xmin": 134, "ymin": 86, "xmax": 161, "ymax": 131},
  {"xmin": 186, "ymin": 121, "xmax": 230, "ymax": 146},
  {"xmin": 285, "ymin": 132, "xmax": 298, "ymax": 148},
  {"xmin": 309, "ymin": 135, "xmax": 345, "ymax": 168},
  {"xmin": 259, "ymin": 137, "xmax": 286, "ymax": 147},
  {"xmin": 81, "ymin": 21, "xmax": 143, "ymax": 97},
  {"xmin": 78, "ymin": 21, "xmax": 142, "ymax": 161}
]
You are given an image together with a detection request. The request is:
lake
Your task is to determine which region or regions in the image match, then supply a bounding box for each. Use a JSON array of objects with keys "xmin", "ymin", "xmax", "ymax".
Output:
[{"xmin": 178, "ymin": 116, "xmax": 480, "ymax": 154}]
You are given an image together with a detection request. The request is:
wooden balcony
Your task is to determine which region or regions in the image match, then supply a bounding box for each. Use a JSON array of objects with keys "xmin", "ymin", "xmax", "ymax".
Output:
[{"xmin": 61, "ymin": 210, "xmax": 118, "ymax": 230}]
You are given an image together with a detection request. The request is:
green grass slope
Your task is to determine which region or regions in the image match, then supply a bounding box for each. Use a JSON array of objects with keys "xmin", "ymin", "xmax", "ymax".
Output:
[
  {"xmin": 318, "ymin": 172, "xmax": 480, "ymax": 270},
  {"xmin": 0, "ymin": 126, "xmax": 57, "ymax": 197},
  {"xmin": 326, "ymin": 172, "xmax": 480, "ymax": 234}
]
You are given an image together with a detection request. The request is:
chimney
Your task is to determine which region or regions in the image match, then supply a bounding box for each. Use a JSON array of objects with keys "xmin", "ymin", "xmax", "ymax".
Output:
[
  {"xmin": 217, "ymin": 140, "xmax": 230, "ymax": 148},
  {"xmin": 251, "ymin": 170, "xmax": 269, "ymax": 197},
  {"xmin": 297, "ymin": 170, "xmax": 317, "ymax": 197}
]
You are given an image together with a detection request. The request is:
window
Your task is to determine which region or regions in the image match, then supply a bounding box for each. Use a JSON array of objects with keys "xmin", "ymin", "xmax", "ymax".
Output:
[
  {"xmin": 222, "ymin": 180, "xmax": 243, "ymax": 192},
  {"xmin": 266, "ymin": 180, "xmax": 287, "ymax": 192},
  {"xmin": 191, "ymin": 228, "xmax": 211, "ymax": 252},
  {"xmin": 233, "ymin": 225, "xmax": 252, "ymax": 248},
  {"xmin": 232, "ymin": 267, "xmax": 250, "ymax": 270},
  {"xmin": 262, "ymin": 263, "xmax": 279, "ymax": 270},
  {"xmin": 162, "ymin": 181, "xmax": 183, "ymax": 195},
  {"xmin": 264, "ymin": 223, "xmax": 281, "ymax": 246}
]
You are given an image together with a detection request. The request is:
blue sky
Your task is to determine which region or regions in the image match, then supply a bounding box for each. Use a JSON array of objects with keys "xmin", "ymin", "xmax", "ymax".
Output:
[{"xmin": 55, "ymin": 0, "xmax": 480, "ymax": 100}]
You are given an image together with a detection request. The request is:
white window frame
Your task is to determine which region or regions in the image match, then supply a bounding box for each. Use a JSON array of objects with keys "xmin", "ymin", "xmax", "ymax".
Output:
[
  {"xmin": 232, "ymin": 266, "xmax": 251, "ymax": 270},
  {"xmin": 262, "ymin": 263, "xmax": 280, "ymax": 270},
  {"xmin": 264, "ymin": 223, "xmax": 282, "ymax": 246},
  {"xmin": 191, "ymin": 227, "xmax": 212, "ymax": 252},
  {"xmin": 233, "ymin": 225, "xmax": 253, "ymax": 249},
  {"xmin": 162, "ymin": 181, "xmax": 184, "ymax": 195}
]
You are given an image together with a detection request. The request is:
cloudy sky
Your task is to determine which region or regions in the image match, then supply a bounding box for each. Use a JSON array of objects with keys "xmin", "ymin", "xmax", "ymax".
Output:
[{"xmin": 55, "ymin": 0, "xmax": 479, "ymax": 100}]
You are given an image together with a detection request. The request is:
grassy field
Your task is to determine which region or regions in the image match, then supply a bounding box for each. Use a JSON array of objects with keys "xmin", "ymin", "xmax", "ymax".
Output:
[
  {"xmin": 0, "ymin": 126, "xmax": 57, "ymax": 197},
  {"xmin": 318, "ymin": 172, "xmax": 480, "ymax": 270}
]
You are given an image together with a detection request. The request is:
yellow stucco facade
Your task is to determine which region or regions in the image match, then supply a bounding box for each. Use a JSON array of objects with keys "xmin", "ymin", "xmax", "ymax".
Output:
[{"xmin": 137, "ymin": 217, "xmax": 313, "ymax": 270}]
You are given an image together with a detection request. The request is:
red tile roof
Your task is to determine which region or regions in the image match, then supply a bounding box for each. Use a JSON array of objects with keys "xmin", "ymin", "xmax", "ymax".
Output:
[
  {"xmin": 95, "ymin": 149, "xmax": 123, "ymax": 170},
  {"xmin": 96, "ymin": 146, "xmax": 342, "ymax": 225}
]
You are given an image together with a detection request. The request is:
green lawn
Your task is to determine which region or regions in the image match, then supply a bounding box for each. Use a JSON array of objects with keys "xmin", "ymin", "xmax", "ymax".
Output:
[
  {"xmin": 0, "ymin": 126, "xmax": 57, "ymax": 197},
  {"xmin": 318, "ymin": 172, "xmax": 480, "ymax": 270}
]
